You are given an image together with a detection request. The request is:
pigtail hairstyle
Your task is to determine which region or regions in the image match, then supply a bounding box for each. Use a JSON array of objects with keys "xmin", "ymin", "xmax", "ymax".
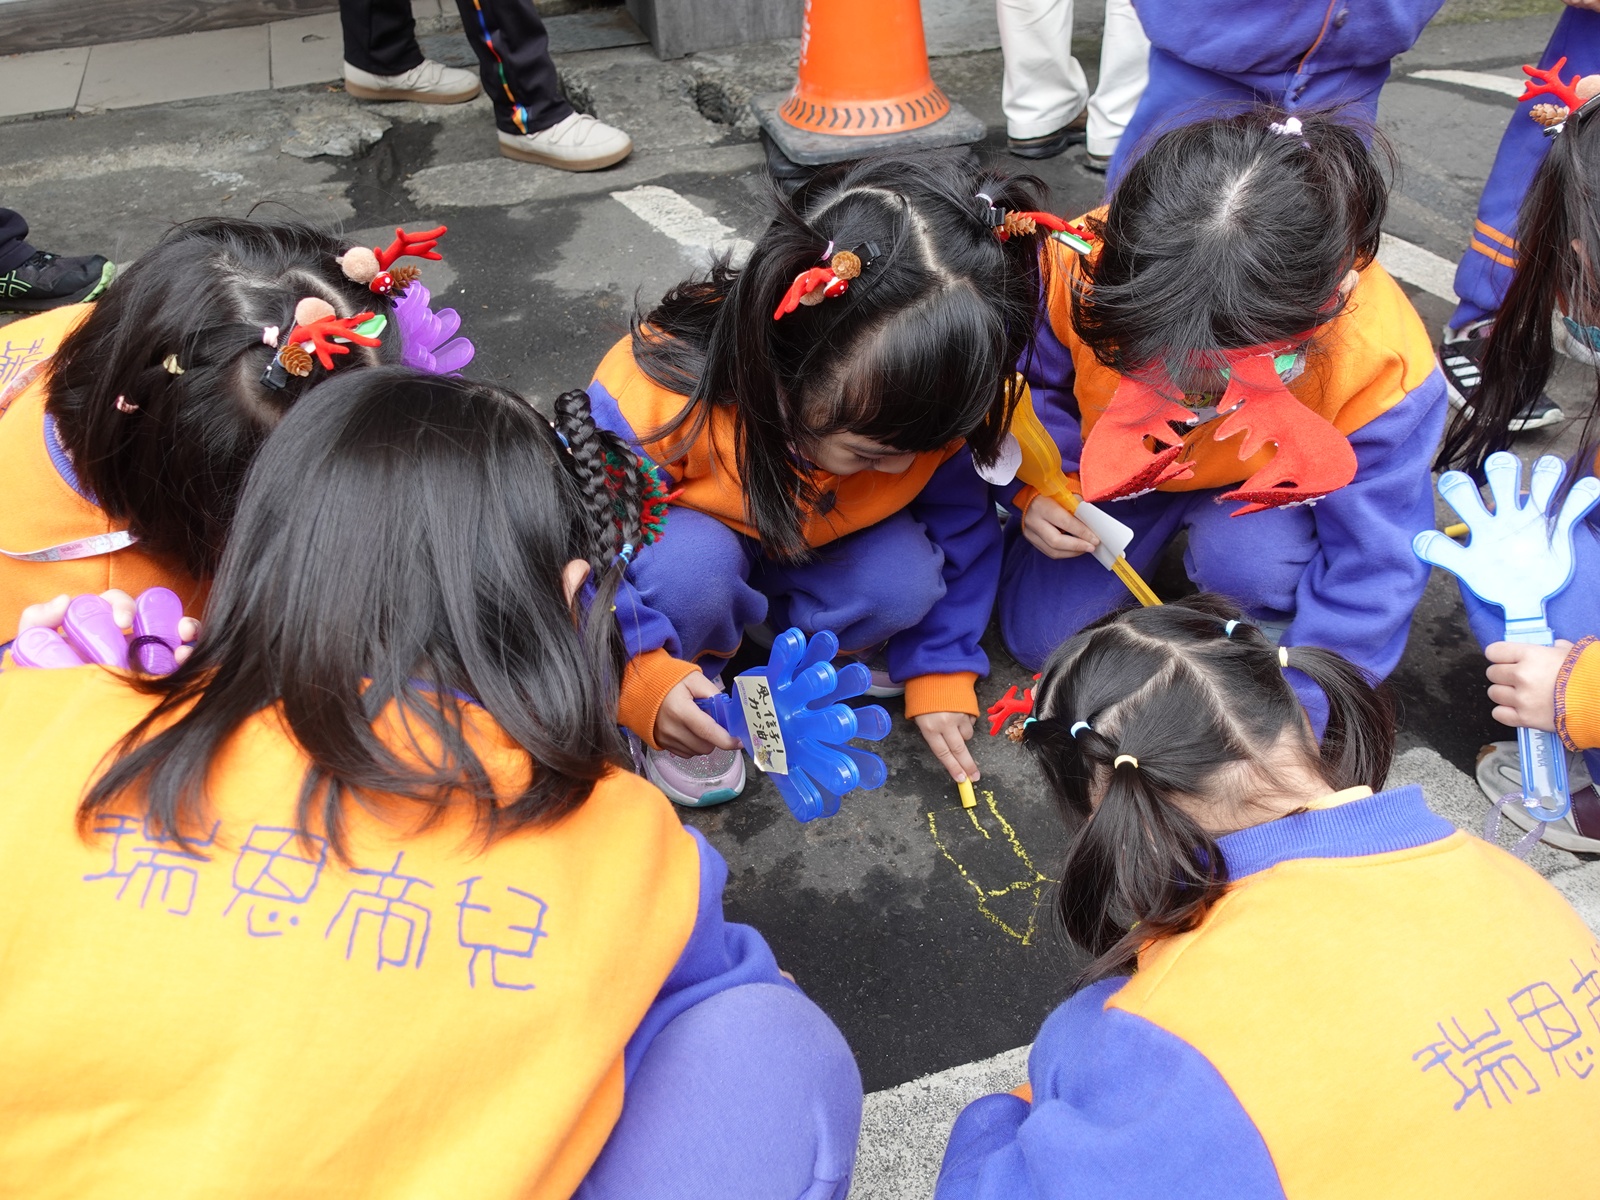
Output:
[
  {"xmin": 80, "ymin": 369, "xmax": 652, "ymax": 861},
  {"xmin": 632, "ymin": 150, "xmax": 1047, "ymax": 559},
  {"xmin": 1076, "ymin": 107, "xmax": 1391, "ymax": 386},
  {"xmin": 1024, "ymin": 594, "xmax": 1394, "ymax": 982},
  {"xmin": 1437, "ymin": 96, "xmax": 1600, "ymax": 473},
  {"xmin": 45, "ymin": 217, "xmax": 398, "ymax": 580}
]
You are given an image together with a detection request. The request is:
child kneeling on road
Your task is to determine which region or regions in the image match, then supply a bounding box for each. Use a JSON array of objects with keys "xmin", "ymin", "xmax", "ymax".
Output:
[
  {"xmin": 937, "ymin": 595, "xmax": 1600, "ymax": 1198},
  {"xmin": 0, "ymin": 368, "xmax": 861, "ymax": 1200}
]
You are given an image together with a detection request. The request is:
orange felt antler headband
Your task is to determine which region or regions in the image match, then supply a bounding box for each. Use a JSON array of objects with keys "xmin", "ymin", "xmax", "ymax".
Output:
[{"xmin": 336, "ymin": 225, "xmax": 447, "ymax": 297}]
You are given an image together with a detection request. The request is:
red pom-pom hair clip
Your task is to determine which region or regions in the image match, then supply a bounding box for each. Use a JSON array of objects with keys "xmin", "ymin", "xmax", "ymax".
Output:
[
  {"xmin": 773, "ymin": 241, "xmax": 879, "ymax": 321},
  {"xmin": 336, "ymin": 224, "xmax": 447, "ymax": 296}
]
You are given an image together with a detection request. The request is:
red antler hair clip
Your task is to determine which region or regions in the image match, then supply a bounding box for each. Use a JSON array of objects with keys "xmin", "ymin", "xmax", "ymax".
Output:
[
  {"xmin": 773, "ymin": 242, "xmax": 878, "ymax": 321},
  {"xmin": 1520, "ymin": 57, "xmax": 1600, "ymax": 130},
  {"xmin": 337, "ymin": 224, "xmax": 448, "ymax": 297},
  {"xmin": 260, "ymin": 297, "xmax": 383, "ymax": 390}
]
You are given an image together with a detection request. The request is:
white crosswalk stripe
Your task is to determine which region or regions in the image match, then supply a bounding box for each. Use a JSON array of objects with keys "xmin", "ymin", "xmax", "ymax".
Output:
[
  {"xmin": 1410, "ymin": 69, "xmax": 1526, "ymax": 98},
  {"xmin": 609, "ymin": 185, "xmax": 754, "ymax": 264}
]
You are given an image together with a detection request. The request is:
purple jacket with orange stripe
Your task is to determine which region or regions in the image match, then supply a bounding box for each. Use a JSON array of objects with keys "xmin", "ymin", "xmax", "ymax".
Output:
[{"xmin": 936, "ymin": 785, "xmax": 1600, "ymax": 1198}]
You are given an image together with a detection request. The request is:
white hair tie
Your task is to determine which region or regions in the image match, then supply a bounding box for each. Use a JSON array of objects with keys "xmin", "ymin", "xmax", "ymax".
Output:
[{"xmin": 1269, "ymin": 116, "xmax": 1304, "ymax": 137}]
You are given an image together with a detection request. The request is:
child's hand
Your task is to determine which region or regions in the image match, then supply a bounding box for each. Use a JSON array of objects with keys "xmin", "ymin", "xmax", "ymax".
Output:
[
  {"xmin": 1485, "ymin": 640, "xmax": 1572, "ymax": 732},
  {"xmin": 655, "ymin": 672, "xmax": 743, "ymax": 759},
  {"xmin": 914, "ymin": 711, "xmax": 980, "ymax": 785},
  {"xmin": 1021, "ymin": 496, "xmax": 1100, "ymax": 560}
]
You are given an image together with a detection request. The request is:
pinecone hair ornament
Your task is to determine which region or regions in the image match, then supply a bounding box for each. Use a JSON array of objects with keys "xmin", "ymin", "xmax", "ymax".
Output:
[
  {"xmin": 975, "ymin": 193, "xmax": 1092, "ymax": 252},
  {"xmin": 1520, "ymin": 58, "xmax": 1600, "ymax": 134},
  {"xmin": 336, "ymin": 224, "xmax": 447, "ymax": 297},
  {"xmin": 773, "ymin": 241, "xmax": 880, "ymax": 320}
]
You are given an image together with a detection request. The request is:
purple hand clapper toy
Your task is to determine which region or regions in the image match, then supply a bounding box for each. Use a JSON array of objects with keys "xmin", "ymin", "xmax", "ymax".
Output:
[
  {"xmin": 62, "ymin": 594, "xmax": 128, "ymax": 668},
  {"xmin": 130, "ymin": 587, "xmax": 184, "ymax": 674},
  {"xmin": 10, "ymin": 586, "xmax": 185, "ymax": 673}
]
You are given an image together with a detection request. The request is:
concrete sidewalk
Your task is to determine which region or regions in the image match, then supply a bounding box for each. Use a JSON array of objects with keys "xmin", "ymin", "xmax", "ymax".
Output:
[{"xmin": 0, "ymin": 0, "xmax": 1002, "ymax": 122}]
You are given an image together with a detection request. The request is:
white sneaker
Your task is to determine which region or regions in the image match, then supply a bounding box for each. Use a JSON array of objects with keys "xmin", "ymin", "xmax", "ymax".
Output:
[
  {"xmin": 497, "ymin": 112, "xmax": 632, "ymax": 171},
  {"xmin": 343, "ymin": 59, "xmax": 481, "ymax": 104}
]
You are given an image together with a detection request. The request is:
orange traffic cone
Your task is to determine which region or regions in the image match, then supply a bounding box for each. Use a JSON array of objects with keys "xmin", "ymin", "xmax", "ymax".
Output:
[{"xmin": 752, "ymin": 0, "xmax": 984, "ymax": 166}]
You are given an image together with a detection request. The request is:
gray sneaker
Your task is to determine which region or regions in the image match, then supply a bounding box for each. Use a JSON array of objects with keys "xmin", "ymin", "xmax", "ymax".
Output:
[{"xmin": 1476, "ymin": 741, "xmax": 1600, "ymax": 853}]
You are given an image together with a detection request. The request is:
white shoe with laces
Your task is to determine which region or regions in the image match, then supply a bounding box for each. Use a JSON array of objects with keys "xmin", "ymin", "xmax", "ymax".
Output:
[
  {"xmin": 498, "ymin": 112, "xmax": 632, "ymax": 171},
  {"xmin": 343, "ymin": 59, "xmax": 481, "ymax": 104}
]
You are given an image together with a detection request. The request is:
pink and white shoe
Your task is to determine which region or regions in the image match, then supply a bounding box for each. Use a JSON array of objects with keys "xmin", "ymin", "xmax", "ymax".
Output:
[{"xmin": 644, "ymin": 745, "xmax": 747, "ymax": 808}]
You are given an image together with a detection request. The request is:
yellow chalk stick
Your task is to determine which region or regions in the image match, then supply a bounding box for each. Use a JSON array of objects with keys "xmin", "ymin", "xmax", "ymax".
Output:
[
  {"xmin": 958, "ymin": 779, "xmax": 977, "ymax": 809},
  {"xmin": 1444, "ymin": 522, "xmax": 1469, "ymax": 539}
]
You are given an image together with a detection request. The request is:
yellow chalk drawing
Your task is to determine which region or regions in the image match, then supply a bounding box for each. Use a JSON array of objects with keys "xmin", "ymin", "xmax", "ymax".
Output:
[{"xmin": 927, "ymin": 787, "xmax": 1052, "ymax": 945}]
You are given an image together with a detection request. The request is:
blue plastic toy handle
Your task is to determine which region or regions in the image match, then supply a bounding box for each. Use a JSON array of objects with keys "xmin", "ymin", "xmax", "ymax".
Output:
[
  {"xmin": 1413, "ymin": 453, "xmax": 1600, "ymax": 826},
  {"xmin": 1505, "ymin": 621, "xmax": 1573, "ymax": 822},
  {"xmin": 693, "ymin": 627, "xmax": 892, "ymax": 822}
]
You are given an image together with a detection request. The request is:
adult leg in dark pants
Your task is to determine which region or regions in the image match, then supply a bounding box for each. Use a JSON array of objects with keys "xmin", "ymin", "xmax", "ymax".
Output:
[
  {"xmin": 453, "ymin": 0, "xmax": 633, "ymax": 169},
  {"xmin": 339, "ymin": 0, "xmax": 482, "ymax": 103},
  {"xmin": 0, "ymin": 209, "xmax": 113, "ymax": 315}
]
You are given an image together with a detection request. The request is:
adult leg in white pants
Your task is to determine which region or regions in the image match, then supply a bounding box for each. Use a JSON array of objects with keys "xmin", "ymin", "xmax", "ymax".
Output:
[
  {"xmin": 997, "ymin": 0, "xmax": 1149, "ymax": 164},
  {"xmin": 1084, "ymin": 0, "xmax": 1150, "ymax": 169}
]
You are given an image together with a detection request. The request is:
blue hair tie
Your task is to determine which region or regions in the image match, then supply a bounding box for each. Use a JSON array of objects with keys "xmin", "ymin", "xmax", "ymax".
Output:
[
  {"xmin": 616, "ymin": 542, "xmax": 635, "ymax": 566},
  {"xmin": 1223, "ymin": 619, "xmax": 1240, "ymax": 638},
  {"xmin": 1069, "ymin": 720, "xmax": 1091, "ymax": 738}
]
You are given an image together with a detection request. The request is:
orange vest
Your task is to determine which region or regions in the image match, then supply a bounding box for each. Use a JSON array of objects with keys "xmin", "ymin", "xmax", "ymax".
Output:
[
  {"xmin": 0, "ymin": 306, "xmax": 206, "ymax": 642},
  {"xmin": 591, "ymin": 336, "xmax": 964, "ymax": 546},
  {"xmin": 0, "ymin": 665, "xmax": 702, "ymax": 1200},
  {"xmin": 1043, "ymin": 222, "xmax": 1439, "ymax": 493},
  {"xmin": 1111, "ymin": 816, "xmax": 1600, "ymax": 1196}
]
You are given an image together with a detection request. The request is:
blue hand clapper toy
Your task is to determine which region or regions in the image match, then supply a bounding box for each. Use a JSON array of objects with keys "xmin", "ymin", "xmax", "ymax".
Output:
[
  {"xmin": 696, "ymin": 628, "xmax": 891, "ymax": 822},
  {"xmin": 1414, "ymin": 452, "xmax": 1600, "ymax": 827}
]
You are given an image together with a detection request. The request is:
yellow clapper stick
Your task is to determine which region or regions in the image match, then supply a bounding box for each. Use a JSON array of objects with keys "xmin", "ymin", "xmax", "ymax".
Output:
[{"xmin": 1010, "ymin": 388, "xmax": 1162, "ymax": 607}]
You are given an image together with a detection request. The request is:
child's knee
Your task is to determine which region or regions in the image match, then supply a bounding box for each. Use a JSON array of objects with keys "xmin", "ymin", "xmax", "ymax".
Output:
[
  {"xmin": 581, "ymin": 983, "xmax": 862, "ymax": 1200},
  {"xmin": 630, "ymin": 510, "xmax": 750, "ymax": 607},
  {"xmin": 1185, "ymin": 508, "xmax": 1315, "ymax": 614}
]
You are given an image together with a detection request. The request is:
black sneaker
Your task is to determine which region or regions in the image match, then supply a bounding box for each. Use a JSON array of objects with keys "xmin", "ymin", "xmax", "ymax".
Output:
[
  {"xmin": 0, "ymin": 250, "xmax": 115, "ymax": 314},
  {"xmin": 1082, "ymin": 148, "xmax": 1112, "ymax": 174},
  {"xmin": 1439, "ymin": 322, "xmax": 1564, "ymax": 433},
  {"xmin": 1007, "ymin": 110, "xmax": 1087, "ymax": 160}
]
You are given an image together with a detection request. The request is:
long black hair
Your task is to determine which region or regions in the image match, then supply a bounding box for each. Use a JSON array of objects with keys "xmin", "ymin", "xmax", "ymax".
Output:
[
  {"xmin": 1077, "ymin": 108, "xmax": 1391, "ymax": 385},
  {"xmin": 46, "ymin": 216, "xmax": 399, "ymax": 580},
  {"xmin": 1022, "ymin": 594, "xmax": 1394, "ymax": 983},
  {"xmin": 632, "ymin": 150, "xmax": 1048, "ymax": 559},
  {"xmin": 79, "ymin": 368, "xmax": 657, "ymax": 859},
  {"xmin": 1437, "ymin": 102, "xmax": 1600, "ymax": 472}
]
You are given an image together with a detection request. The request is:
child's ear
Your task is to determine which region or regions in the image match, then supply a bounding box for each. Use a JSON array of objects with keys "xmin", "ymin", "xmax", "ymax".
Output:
[{"xmin": 562, "ymin": 559, "xmax": 592, "ymax": 605}]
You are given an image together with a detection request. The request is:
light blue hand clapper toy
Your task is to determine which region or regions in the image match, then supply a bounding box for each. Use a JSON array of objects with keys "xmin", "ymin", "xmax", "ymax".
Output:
[{"xmin": 1414, "ymin": 452, "xmax": 1600, "ymax": 825}]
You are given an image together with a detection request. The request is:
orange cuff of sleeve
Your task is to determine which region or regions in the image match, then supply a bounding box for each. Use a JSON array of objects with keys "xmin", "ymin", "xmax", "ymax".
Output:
[
  {"xmin": 1012, "ymin": 485, "xmax": 1040, "ymax": 518},
  {"xmin": 1555, "ymin": 637, "xmax": 1600, "ymax": 751},
  {"xmin": 903, "ymin": 672, "xmax": 979, "ymax": 719},
  {"xmin": 618, "ymin": 649, "xmax": 700, "ymax": 749},
  {"xmin": 1011, "ymin": 1082, "xmax": 1034, "ymax": 1103}
]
